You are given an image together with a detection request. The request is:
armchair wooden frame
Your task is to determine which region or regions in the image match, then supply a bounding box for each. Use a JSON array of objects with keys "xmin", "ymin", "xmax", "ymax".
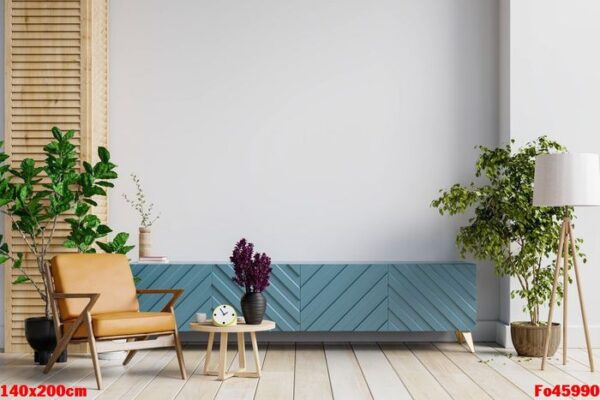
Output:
[{"xmin": 43, "ymin": 283, "xmax": 187, "ymax": 390}]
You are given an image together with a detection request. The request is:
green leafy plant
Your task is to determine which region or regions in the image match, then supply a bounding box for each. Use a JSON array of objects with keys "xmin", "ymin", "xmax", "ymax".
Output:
[
  {"xmin": 123, "ymin": 173, "xmax": 160, "ymax": 228},
  {"xmin": 432, "ymin": 136, "xmax": 583, "ymax": 326},
  {"xmin": 0, "ymin": 127, "xmax": 134, "ymax": 317}
]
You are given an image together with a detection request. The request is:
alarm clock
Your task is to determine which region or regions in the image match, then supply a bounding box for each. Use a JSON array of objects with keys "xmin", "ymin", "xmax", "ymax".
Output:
[{"xmin": 212, "ymin": 304, "xmax": 237, "ymax": 327}]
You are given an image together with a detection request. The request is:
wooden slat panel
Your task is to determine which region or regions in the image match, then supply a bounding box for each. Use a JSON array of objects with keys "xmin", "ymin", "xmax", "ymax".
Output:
[
  {"xmin": 13, "ymin": 2, "xmax": 80, "ymax": 8},
  {"xmin": 12, "ymin": 77, "xmax": 81, "ymax": 85},
  {"xmin": 12, "ymin": 45, "xmax": 80, "ymax": 52},
  {"xmin": 11, "ymin": 123, "xmax": 81, "ymax": 130},
  {"xmin": 13, "ymin": 31, "xmax": 81, "ymax": 39},
  {"xmin": 12, "ymin": 108, "xmax": 81, "ymax": 115},
  {"xmin": 13, "ymin": 70, "xmax": 81, "ymax": 78},
  {"xmin": 12, "ymin": 9, "xmax": 81, "ymax": 17},
  {"xmin": 4, "ymin": 0, "xmax": 108, "ymax": 353},
  {"xmin": 12, "ymin": 63, "xmax": 79, "ymax": 69},
  {"xmin": 12, "ymin": 16, "xmax": 81, "ymax": 25},
  {"xmin": 12, "ymin": 115, "xmax": 81, "ymax": 123},
  {"xmin": 12, "ymin": 25, "xmax": 81, "ymax": 33},
  {"xmin": 12, "ymin": 91, "xmax": 81, "ymax": 100},
  {"xmin": 12, "ymin": 40, "xmax": 81, "ymax": 48},
  {"xmin": 11, "ymin": 127, "xmax": 80, "ymax": 136}
]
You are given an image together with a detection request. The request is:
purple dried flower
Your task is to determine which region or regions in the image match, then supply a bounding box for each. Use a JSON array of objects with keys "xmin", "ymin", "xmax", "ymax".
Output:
[{"xmin": 230, "ymin": 238, "xmax": 272, "ymax": 293}]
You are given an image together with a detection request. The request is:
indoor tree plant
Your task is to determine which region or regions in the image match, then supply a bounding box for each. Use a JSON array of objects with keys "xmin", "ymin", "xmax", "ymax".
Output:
[
  {"xmin": 0, "ymin": 127, "xmax": 134, "ymax": 364},
  {"xmin": 123, "ymin": 173, "xmax": 160, "ymax": 258},
  {"xmin": 230, "ymin": 238, "xmax": 272, "ymax": 324},
  {"xmin": 431, "ymin": 136, "xmax": 582, "ymax": 356}
]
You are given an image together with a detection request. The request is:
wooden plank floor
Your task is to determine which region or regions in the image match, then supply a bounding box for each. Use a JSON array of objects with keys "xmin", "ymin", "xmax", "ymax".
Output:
[{"xmin": 1, "ymin": 343, "xmax": 598, "ymax": 399}]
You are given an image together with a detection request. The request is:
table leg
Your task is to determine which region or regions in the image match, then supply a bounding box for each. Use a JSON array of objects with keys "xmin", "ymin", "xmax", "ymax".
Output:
[
  {"xmin": 238, "ymin": 332, "xmax": 246, "ymax": 370},
  {"xmin": 203, "ymin": 332, "xmax": 214, "ymax": 374},
  {"xmin": 218, "ymin": 332, "xmax": 229, "ymax": 380},
  {"xmin": 250, "ymin": 332, "xmax": 261, "ymax": 377}
]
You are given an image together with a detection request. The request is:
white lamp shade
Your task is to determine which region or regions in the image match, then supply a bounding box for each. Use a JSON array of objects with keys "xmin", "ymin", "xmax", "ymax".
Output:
[{"xmin": 533, "ymin": 153, "xmax": 600, "ymax": 207}]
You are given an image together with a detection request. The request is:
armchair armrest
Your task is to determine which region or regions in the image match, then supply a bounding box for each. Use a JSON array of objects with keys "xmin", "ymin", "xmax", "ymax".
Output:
[
  {"xmin": 51, "ymin": 292, "xmax": 101, "ymax": 316},
  {"xmin": 136, "ymin": 288, "xmax": 183, "ymax": 311}
]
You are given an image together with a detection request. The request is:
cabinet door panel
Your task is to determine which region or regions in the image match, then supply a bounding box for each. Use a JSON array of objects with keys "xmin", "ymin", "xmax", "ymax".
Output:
[
  {"xmin": 300, "ymin": 264, "xmax": 388, "ymax": 331},
  {"xmin": 388, "ymin": 263, "xmax": 476, "ymax": 332}
]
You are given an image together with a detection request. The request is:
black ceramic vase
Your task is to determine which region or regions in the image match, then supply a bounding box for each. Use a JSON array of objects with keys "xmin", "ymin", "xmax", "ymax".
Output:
[
  {"xmin": 24, "ymin": 316, "xmax": 67, "ymax": 365},
  {"xmin": 240, "ymin": 292, "xmax": 266, "ymax": 324}
]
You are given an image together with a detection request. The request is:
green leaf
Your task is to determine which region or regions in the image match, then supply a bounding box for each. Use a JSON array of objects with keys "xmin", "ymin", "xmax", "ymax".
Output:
[
  {"xmin": 75, "ymin": 202, "xmax": 90, "ymax": 217},
  {"xmin": 63, "ymin": 239, "xmax": 77, "ymax": 248},
  {"xmin": 97, "ymin": 241, "xmax": 114, "ymax": 253},
  {"xmin": 113, "ymin": 232, "xmax": 129, "ymax": 247},
  {"xmin": 12, "ymin": 275, "xmax": 30, "ymax": 284},
  {"xmin": 96, "ymin": 181, "xmax": 114, "ymax": 188},
  {"xmin": 51, "ymin": 126, "xmax": 62, "ymax": 140},
  {"xmin": 96, "ymin": 224, "xmax": 112, "ymax": 235},
  {"xmin": 98, "ymin": 147, "xmax": 110, "ymax": 163},
  {"xmin": 0, "ymin": 255, "xmax": 9, "ymax": 264},
  {"xmin": 83, "ymin": 162, "xmax": 93, "ymax": 174},
  {"xmin": 64, "ymin": 130, "xmax": 75, "ymax": 140},
  {"xmin": 118, "ymin": 245, "xmax": 135, "ymax": 254}
]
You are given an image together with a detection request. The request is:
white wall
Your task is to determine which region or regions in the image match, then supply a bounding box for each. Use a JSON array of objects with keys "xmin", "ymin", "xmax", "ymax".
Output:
[
  {"xmin": 108, "ymin": 0, "xmax": 500, "ymax": 337},
  {"xmin": 503, "ymin": 0, "xmax": 600, "ymax": 346}
]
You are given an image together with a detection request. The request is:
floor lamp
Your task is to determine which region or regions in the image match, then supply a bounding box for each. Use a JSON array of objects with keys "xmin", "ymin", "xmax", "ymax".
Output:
[{"xmin": 533, "ymin": 153, "xmax": 600, "ymax": 372}]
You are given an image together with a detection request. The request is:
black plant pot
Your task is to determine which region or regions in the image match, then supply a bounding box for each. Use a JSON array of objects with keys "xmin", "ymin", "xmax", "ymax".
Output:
[
  {"xmin": 241, "ymin": 292, "xmax": 267, "ymax": 325},
  {"xmin": 24, "ymin": 316, "xmax": 67, "ymax": 365}
]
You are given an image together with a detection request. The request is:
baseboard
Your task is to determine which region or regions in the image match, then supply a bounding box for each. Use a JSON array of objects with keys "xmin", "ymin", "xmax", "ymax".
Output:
[
  {"xmin": 181, "ymin": 320, "xmax": 499, "ymax": 344},
  {"xmin": 495, "ymin": 321, "xmax": 600, "ymax": 348}
]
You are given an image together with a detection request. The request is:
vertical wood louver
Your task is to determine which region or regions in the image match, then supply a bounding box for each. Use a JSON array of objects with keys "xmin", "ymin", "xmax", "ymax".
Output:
[{"xmin": 4, "ymin": 0, "xmax": 108, "ymax": 352}]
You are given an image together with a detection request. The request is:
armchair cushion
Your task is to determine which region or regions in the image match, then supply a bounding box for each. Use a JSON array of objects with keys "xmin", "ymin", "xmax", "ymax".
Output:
[
  {"xmin": 51, "ymin": 254, "xmax": 139, "ymax": 320},
  {"xmin": 64, "ymin": 311, "xmax": 176, "ymax": 339}
]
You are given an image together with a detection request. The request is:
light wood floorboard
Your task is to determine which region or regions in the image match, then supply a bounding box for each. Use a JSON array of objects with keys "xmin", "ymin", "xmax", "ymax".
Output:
[
  {"xmin": 325, "ymin": 343, "xmax": 373, "ymax": 400},
  {"xmin": 254, "ymin": 343, "xmax": 295, "ymax": 400},
  {"xmin": 435, "ymin": 342, "xmax": 530, "ymax": 400},
  {"xmin": 96, "ymin": 349, "xmax": 174, "ymax": 399},
  {"xmin": 380, "ymin": 343, "xmax": 451, "ymax": 400},
  {"xmin": 294, "ymin": 343, "xmax": 333, "ymax": 400},
  {"xmin": 213, "ymin": 345, "xmax": 267, "ymax": 400},
  {"xmin": 134, "ymin": 348, "xmax": 204, "ymax": 400},
  {"xmin": 353, "ymin": 343, "xmax": 411, "ymax": 400},
  {"xmin": 492, "ymin": 346, "xmax": 585, "ymax": 387},
  {"xmin": 3, "ymin": 344, "xmax": 600, "ymax": 399},
  {"xmin": 407, "ymin": 343, "xmax": 492, "ymax": 400},
  {"xmin": 174, "ymin": 347, "xmax": 237, "ymax": 400},
  {"xmin": 473, "ymin": 344, "xmax": 552, "ymax": 399}
]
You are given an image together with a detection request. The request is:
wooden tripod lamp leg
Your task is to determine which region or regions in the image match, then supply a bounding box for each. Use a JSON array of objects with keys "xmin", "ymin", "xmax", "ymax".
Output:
[
  {"xmin": 563, "ymin": 225, "xmax": 570, "ymax": 366},
  {"xmin": 542, "ymin": 218, "xmax": 568, "ymax": 371},
  {"xmin": 568, "ymin": 224, "xmax": 595, "ymax": 372}
]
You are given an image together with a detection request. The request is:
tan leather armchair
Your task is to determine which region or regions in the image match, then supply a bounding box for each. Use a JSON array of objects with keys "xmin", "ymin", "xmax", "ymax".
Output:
[{"xmin": 43, "ymin": 254, "xmax": 186, "ymax": 389}]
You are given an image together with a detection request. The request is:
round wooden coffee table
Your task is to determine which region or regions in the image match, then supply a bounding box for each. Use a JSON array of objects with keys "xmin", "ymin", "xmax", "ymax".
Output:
[{"xmin": 189, "ymin": 320, "xmax": 276, "ymax": 380}]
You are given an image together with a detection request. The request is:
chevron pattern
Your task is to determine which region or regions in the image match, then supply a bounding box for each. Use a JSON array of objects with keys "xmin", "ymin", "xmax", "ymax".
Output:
[
  {"xmin": 212, "ymin": 264, "xmax": 300, "ymax": 331},
  {"xmin": 388, "ymin": 263, "xmax": 476, "ymax": 331},
  {"xmin": 131, "ymin": 264, "xmax": 212, "ymax": 331},
  {"xmin": 301, "ymin": 264, "xmax": 388, "ymax": 331},
  {"xmin": 130, "ymin": 262, "xmax": 476, "ymax": 333}
]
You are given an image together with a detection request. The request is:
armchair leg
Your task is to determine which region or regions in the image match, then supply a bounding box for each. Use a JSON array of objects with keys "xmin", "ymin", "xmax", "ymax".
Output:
[
  {"xmin": 85, "ymin": 314, "xmax": 103, "ymax": 390},
  {"xmin": 123, "ymin": 336, "xmax": 148, "ymax": 366},
  {"xmin": 43, "ymin": 319, "xmax": 80, "ymax": 374},
  {"xmin": 173, "ymin": 327, "xmax": 187, "ymax": 380}
]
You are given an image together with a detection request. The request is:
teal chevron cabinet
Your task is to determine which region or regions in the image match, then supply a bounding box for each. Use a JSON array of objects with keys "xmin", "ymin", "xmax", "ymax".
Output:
[{"xmin": 131, "ymin": 262, "xmax": 476, "ymax": 338}]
